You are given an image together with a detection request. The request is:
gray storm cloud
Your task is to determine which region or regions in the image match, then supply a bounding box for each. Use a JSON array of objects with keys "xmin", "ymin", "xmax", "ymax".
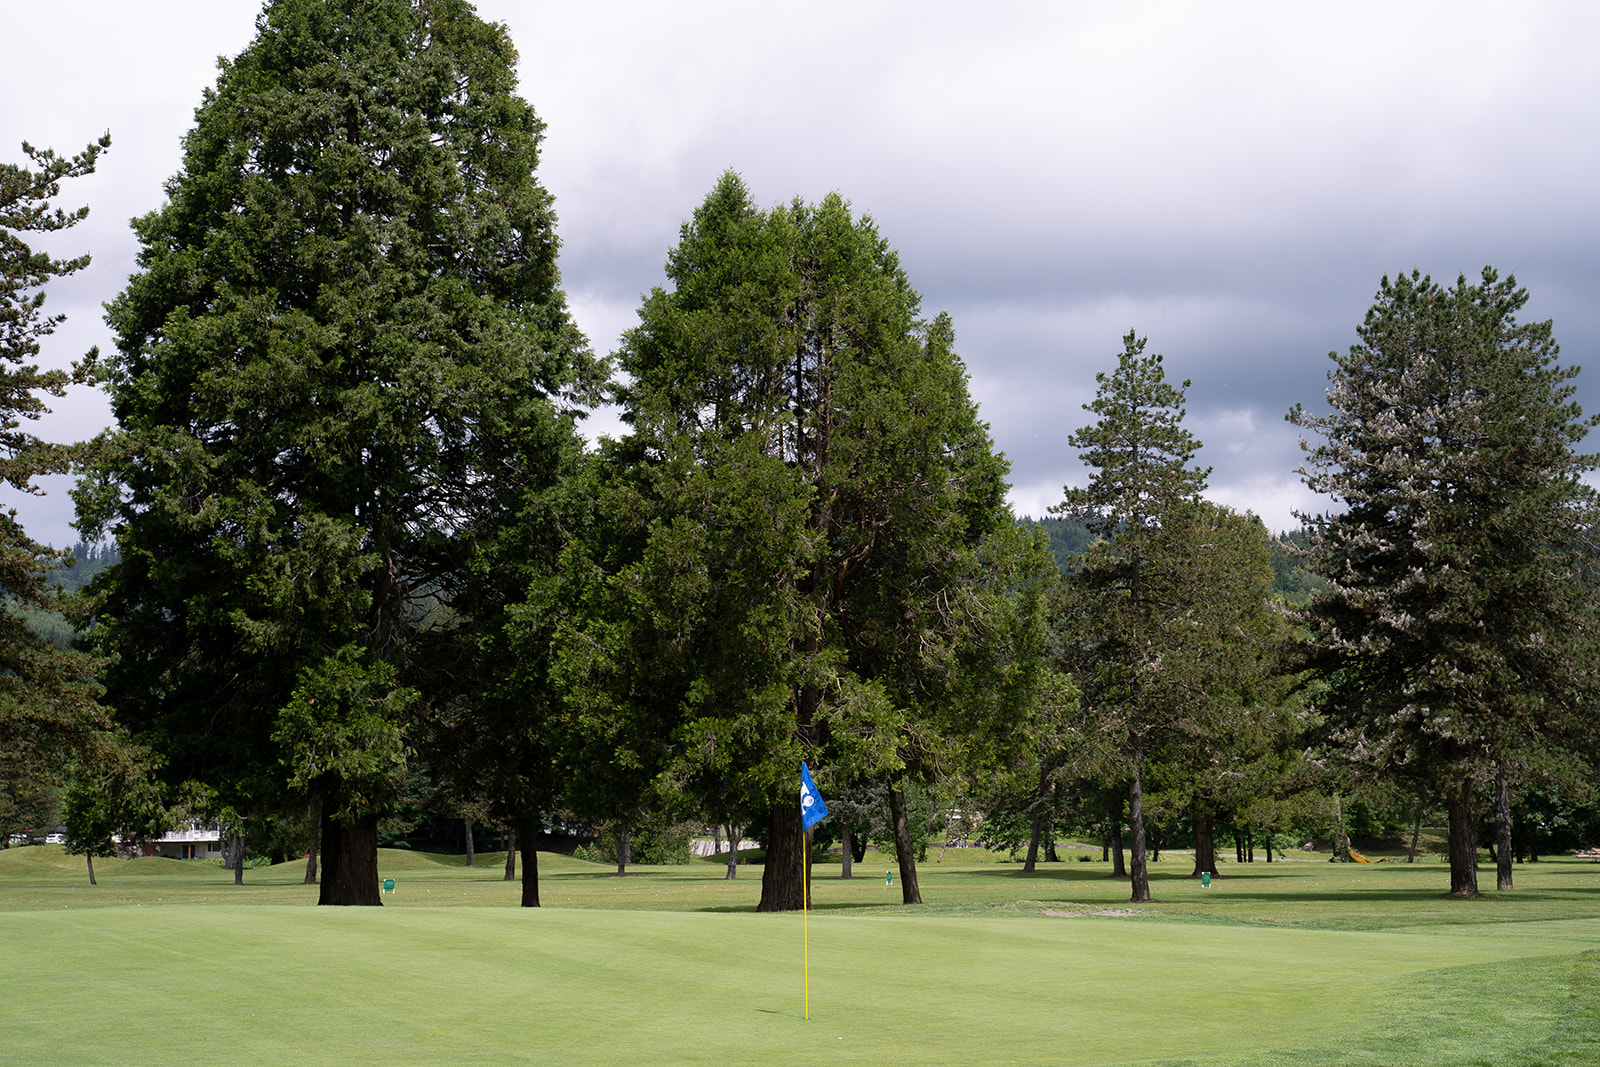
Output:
[{"xmin": 4, "ymin": 1, "xmax": 1597, "ymax": 544}]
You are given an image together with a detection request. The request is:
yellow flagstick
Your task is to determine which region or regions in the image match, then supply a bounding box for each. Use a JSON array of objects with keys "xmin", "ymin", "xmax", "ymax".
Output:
[{"xmin": 803, "ymin": 822, "xmax": 811, "ymax": 1019}]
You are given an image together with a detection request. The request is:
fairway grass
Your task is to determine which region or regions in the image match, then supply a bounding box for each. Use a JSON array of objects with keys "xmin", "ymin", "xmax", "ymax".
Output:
[{"xmin": 5, "ymin": 847, "xmax": 1600, "ymax": 1065}]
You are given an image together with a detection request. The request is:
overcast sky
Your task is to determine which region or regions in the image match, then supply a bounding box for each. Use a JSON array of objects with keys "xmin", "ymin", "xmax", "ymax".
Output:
[{"xmin": 4, "ymin": 1, "xmax": 1598, "ymax": 548}]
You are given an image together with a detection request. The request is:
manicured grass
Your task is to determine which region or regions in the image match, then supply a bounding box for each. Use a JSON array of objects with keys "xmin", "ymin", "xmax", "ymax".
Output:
[{"xmin": 4, "ymin": 845, "xmax": 1600, "ymax": 1065}]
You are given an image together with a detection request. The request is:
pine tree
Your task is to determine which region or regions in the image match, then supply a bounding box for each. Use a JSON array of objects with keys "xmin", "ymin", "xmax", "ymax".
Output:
[
  {"xmin": 1054, "ymin": 330, "xmax": 1215, "ymax": 903},
  {"xmin": 75, "ymin": 0, "xmax": 598, "ymax": 904},
  {"xmin": 0, "ymin": 134, "xmax": 112, "ymax": 804},
  {"xmin": 1289, "ymin": 267, "xmax": 1600, "ymax": 897}
]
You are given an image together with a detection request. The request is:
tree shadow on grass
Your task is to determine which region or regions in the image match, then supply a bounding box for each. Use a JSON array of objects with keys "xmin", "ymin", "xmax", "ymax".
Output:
[{"xmin": 695, "ymin": 900, "xmax": 933, "ymax": 914}]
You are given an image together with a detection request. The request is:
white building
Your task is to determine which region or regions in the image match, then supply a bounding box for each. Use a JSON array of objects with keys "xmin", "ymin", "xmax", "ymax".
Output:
[{"xmin": 119, "ymin": 823, "xmax": 225, "ymax": 860}]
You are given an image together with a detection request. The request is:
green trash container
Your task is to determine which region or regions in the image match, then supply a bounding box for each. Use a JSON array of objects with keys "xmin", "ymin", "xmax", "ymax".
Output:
[
  {"xmin": 383, "ymin": 878, "xmax": 396, "ymax": 893},
  {"xmin": 1201, "ymin": 871, "xmax": 1211, "ymax": 888}
]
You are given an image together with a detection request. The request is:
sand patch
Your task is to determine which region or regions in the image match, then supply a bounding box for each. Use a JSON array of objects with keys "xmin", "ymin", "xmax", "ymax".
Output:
[{"xmin": 1044, "ymin": 907, "xmax": 1136, "ymax": 918}]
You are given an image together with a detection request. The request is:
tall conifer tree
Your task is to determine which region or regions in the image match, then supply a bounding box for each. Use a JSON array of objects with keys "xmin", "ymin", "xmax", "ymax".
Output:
[
  {"xmin": 0, "ymin": 135, "xmax": 112, "ymax": 812},
  {"xmin": 76, "ymin": 0, "xmax": 597, "ymax": 904},
  {"xmin": 1290, "ymin": 267, "xmax": 1600, "ymax": 897},
  {"xmin": 1054, "ymin": 330, "xmax": 1213, "ymax": 903}
]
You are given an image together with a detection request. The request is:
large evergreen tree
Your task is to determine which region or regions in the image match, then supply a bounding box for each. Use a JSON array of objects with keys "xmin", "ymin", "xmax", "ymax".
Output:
[
  {"xmin": 1289, "ymin": 267, "xmax": 1600, "ymax": 897},
  {"xmin": 0, "ymin": 134, "xmax": 113, "ymax": 810},
  {"xmin": 75, "ymin": 0, "xmax": 597, "ymax": 904},
  {"xmin": 562, "ymin": 173, "xmax": 1012, "ymax": 911},
  {"xmin": 1054, "ymin": 330, "xmax": 1217, "ymax": 903},
  {"xmin": 1140, "ymin": 503, "xmax": 1295, "ymax": 881}
]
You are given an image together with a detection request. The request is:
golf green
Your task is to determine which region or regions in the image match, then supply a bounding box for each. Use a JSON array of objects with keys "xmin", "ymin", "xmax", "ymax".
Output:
[{"xmin": 5, "ymin": 847, "xmax": 1600, "ymax": 1065}]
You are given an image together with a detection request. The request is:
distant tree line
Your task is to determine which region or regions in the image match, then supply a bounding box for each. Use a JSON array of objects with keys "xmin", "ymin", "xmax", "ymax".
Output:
[{"xmin": 1019, "ymin": 516, "xmax": 1325, "ymax": 606}]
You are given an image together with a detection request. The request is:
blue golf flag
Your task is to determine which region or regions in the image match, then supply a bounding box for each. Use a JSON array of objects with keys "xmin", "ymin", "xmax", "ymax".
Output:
[{"xmin": 800, "ymin": 761, "xmax": 829, "ymax": 831}]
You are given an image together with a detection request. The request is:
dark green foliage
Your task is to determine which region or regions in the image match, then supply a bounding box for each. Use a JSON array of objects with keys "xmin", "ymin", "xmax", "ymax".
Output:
[
  {"xmin": 1055, "ymin": 330, "xmax": 1297, "ymax": 894},
  {"xmin": 1017, "ymin": 515, "xmax": 1094, "ymax": 574},
  {"xmin": 977, "ymin": 779, "xmax": 1040, "ymax": 859},
  {"xmin": 869, "ymin": 779, "xmax": 935, "ymax": 863},
  {"xmin": 8, "ymin": 542, "xmax": 121, "ymax": 649},
  {"xmin": 1341, "ymin": 793, "xmax": 1406, "ymax": 843},
  {"xmin": 807, "ymin": 778, "xmax": 886, "ymax": 857},
  {"xmin": 574, "ymin": 815, "xmax": 696, "ymax": 867},
  {"xmin": 1512, "ymin": 784, "xmax": 1600, "ymax": 858},
  {"xmin": 0, "ymin": 134, "xmax": 106, "ymax": 481},
  {"xmin": 557, "ymin": 172, "xmax": 1016, "ymax": 910},
  {"xmin": 1023, "ymin": 510, "xmax": 1322, "ymax": 603},
  {"xmin": 75, "ymin": 0, "xmax": 597, "ymax": 904},
  {"xmin": 1058, "ymin": 331, "xmax": 1211, "ymax": 536},
  {"xmin": 0, "ymin": 776, "xmax": 58, "ymax": 847},
  {"xmin": 1054, "ymin": 329, "xmax": 1212, "ymax": 901},
  {"xmin": 0, "ymin": 135, "xmax": 113, "ymax": 805},
  {"xmin": 61, "ymin": 741, "xmax": 166, "ymax": 884},
  {"xmin": 47, "ymin": 541, "xmax": 118, "ymax": 594},
  {"xmin": 1291, "ymin": 267, "xmax": 1600, "ymax": 895},
  {"xmin": 972, "ymin": 764, "xmax": 1075, "ymax": 863},
  {"xmin": 1268, "ymin": 530, "xmax": 1325, "ymax": 604}
]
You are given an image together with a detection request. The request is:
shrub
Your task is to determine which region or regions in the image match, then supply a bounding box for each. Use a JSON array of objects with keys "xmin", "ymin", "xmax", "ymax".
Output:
[{"xmin": 575, "ymin": 816, "xmax": 696, "ymax": 866}]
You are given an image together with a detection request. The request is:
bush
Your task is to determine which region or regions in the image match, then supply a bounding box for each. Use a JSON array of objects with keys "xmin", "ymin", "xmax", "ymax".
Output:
[{"xmin": 575, "ymin": 816, "xmax": 696, "ymax": 866}]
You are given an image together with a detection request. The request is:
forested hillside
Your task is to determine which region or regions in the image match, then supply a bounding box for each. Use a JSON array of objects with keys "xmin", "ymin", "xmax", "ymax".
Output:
[
  {"xmin": 5, "ymin": 542, "xmax": 119, "ymax": 647},
  {"xmin": 1019, "ymin": 516, "xmax": 1323, "ymax": 603},
  {"xmin": 49, "ymin": 541, "xmax": 120, "ymax": 594}
]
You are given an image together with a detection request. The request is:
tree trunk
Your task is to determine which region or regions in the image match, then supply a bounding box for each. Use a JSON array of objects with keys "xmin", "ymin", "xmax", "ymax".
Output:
[
  {"xmin": 839, "ymin": 816, "xmax": 852, "ymax": 879},
  {"xmin": 1191, "ymin": 808, "xmax": 1218, "ymax": 878},
  {"xmin": 615, "ymin": 818, "xmax": 631, "ymax": 876},
  {"xmin": 1128, "ymin": 755, "xmax": 1150, "ymax": 903},
  {"xmin": 1445, "ymin": 774, "xmax": 1480, "ymax": 898},
  {"xmin": 887, "ymin": 780, "xmax": 923, "ymax": 905},
  {"xmin": 1110, "ymin": 808, "xmax": 1126, "ymax": 878},
  {"xmin": 318, "ymin": 808, "xmax": 382, "ymax": 906},
  {"xmin": 303, "ymin": 798, "xmax": 320, "ymax": 885},
  {"xmin": 464, "ymin": 818, "xmax": 475, "ymax": 867},
  {"xmin": 1035, "ymin": 765, "xmax": 1058, "ymax": 866},
  {"xmin": 758, "ymin": 801, "xmax": 806, "ymax": 912},
  {"xmin": 1514, "ymin": 804, "xmax": 1536, "ymax": 863},
  {"xmin": 805, "ymin": 827, "xmax": 818, "ymax": 904},
  {"xmin": 1023, "ymin": 805, "xmax": 1044, "ymax": 873},
  {"xmin": 1408, "ymin": 796, "xmax": 1424, "ymax": 863},
  {"xmin": 1332, "ymin": 793, "xmax": 1351, "ymax": 861},
  {"xmin": 503, "ymin": 827, "xmax": 516, "ymax": 881},
  {"xmin": 1495, "ymin": 770, "xmax": 1514, "ymax": 892},
  {"xmin": 724, "ymin": 824, "xmax": 741, "ymax": 880},
  {"xmin": 86, "ymin": 853, "xmax": 97, "ymax": 886},
  {"xmin": 519, "ymin": 824, "xmax": 540, "ymax": 908},
  {"xmin": 230, "ymin": 832, "xmax": 245, "ymax": 886}
]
